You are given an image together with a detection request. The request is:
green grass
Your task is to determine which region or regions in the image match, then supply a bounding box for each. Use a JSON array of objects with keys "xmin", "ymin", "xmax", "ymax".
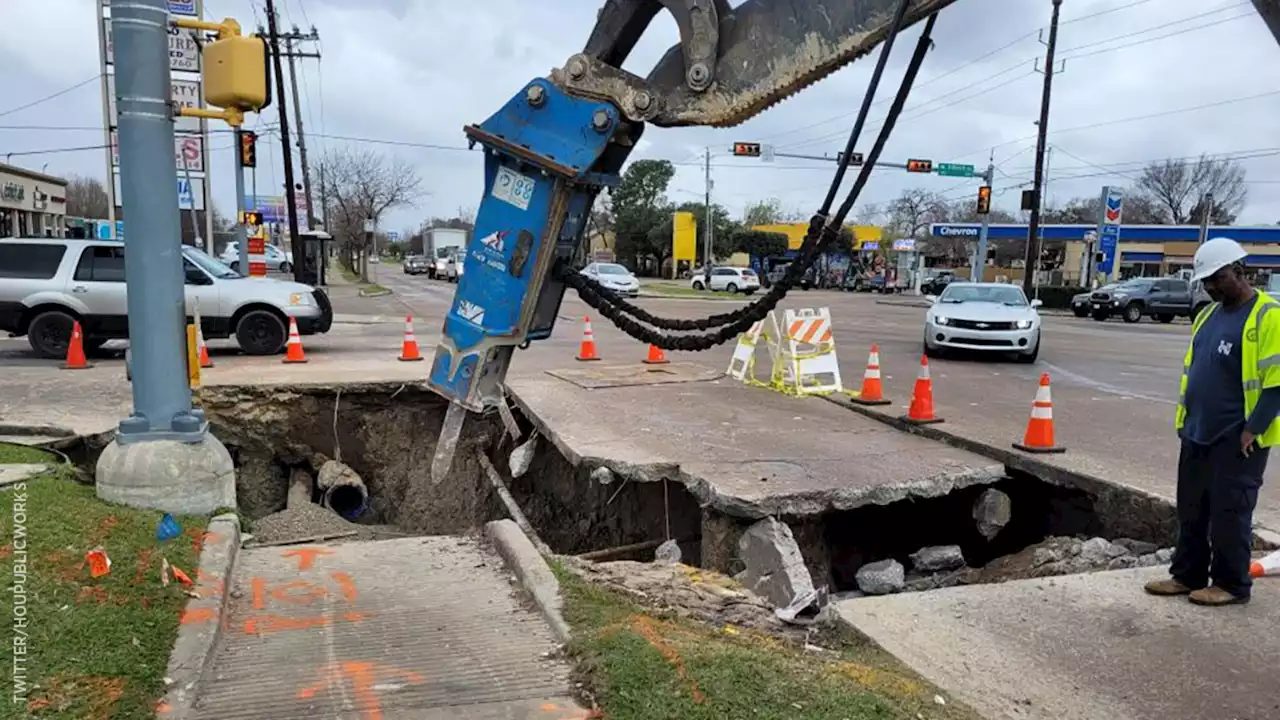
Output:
[
  {"xmin": 642, "ymin": 282, "xmax": 749, "ymax": 301},
  {"xmin": 0, "ymin": 471, "xmax": 207, "ymax": 719},
  {"xmin": 0, "ymin": 443, "xmax": 54, "ymax": 465},
  {"xmin": 359, "ymin": 283, "xmax": 392, "ymax": 296},
  {"xmin": 555, "ymin": 565, "xmax": 981, "ymax": 720}
]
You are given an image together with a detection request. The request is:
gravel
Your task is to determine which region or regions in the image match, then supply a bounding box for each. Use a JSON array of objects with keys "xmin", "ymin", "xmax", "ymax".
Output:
[{"xmin": 249, "ymin": 503, "xmax": 358, "ymax": 546}]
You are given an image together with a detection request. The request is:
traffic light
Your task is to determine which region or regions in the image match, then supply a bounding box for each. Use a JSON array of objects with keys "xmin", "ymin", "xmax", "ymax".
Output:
[
  {"xmin": 732, "ymin": 142, "xmax": 762, "ymax": 157},
  {"xmin": 837, "ymin": 151, "xmax": 864, "ymax": 166},
  {"xmin": 906, "ymin": 158, "xmax": 933, "ymax": 173},
  {"xmin": 238, "ymin": 130, "xmax": 257, "ymax": 168},
  {"xmin": 976, "ymin": 185, "xmax": 992, "ymax": 215},
  {"xmin": 241, "ymin": 211, "xmax": 263, "ymax": 226},
  {"xmin": 173, "ymin": 16, "xmax": 272, "ymax": 127}
]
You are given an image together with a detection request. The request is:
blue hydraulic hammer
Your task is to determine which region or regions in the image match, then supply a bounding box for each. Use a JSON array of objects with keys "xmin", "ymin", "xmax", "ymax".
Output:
[{"xmin": 427, "ymin": 80, "xmax": 632, "ymax": 413}]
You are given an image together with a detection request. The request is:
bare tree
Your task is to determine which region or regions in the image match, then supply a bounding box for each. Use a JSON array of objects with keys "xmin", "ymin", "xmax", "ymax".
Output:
[
  {"xmin": 1136, "ymin": 154, "xmax": 1247, "ymax": 224},
  {"xmin": 316, "ymin": 147, "xmax": 422, "ymax": 280},
  {"xmin": 743, "ymin": 197, "xmax": 785, "ymax": 227},
  {"xmin": 64, "ymin": 175, "xmax": 109, "ymax": 218}
]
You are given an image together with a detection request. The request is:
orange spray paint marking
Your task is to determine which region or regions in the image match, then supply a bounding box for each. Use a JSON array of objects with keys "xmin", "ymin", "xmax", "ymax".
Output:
[
  {"xmin": 296, "ymin": 661, "xmax": 424, "ymax": 720},
  {"xmin": 251, "ymin": 577, "xmax": 268, "ymax": 609},
  {"xmin": 630, "ymin": 615, "xmax": 706, "ymax": 703},
  {"xmin": 329, "ymin": 571, "xmax": 359, "ymax": 603},
  {"xmin": 181, "ymin": 607, "xmax": 217, "ymax": 625},
  {"xmin": 196, "ymin": 569, "xmax": 224, "ymax": 597},
  {"xmin": 282, "ymin": 547, "xmax": 334, "ymax": 571},
  {"xmin": 271, "ymin": 580, "xmax": 330, "ymax": 605},
  {"xmin": 242, "ymin": 611, "xmax": 369, "ymax": 635}
]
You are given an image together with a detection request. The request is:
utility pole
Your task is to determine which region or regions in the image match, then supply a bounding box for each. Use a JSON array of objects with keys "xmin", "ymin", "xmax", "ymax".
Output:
[
  {"xmin": 703, "ymin": 147, "xmax": 713, "ymax": 280},
  {"xmin": 1032, "ymin": 145, "xmax": 1053, "ymax": 297},
  {"xmin": 99, "ymin": 0, "xmax": 230, "ymax": 514},
  {"xmin": 1197, "ymin": 192, "xmax": 1214, "ymax": 244},
  {"xmin": 972, "ymin": 154, "xmax": 995, "ymax": 283},
  {"xmin": 282, "ymin": 27, "xmax": 321, "ymax": 230},
  {"xmin": 1021, "ymin": 0, "xmax": 1063, "ymax": 298},
  {"xmin": 264, "ymin": 0, "xmax": 303, "ymax": 281}
]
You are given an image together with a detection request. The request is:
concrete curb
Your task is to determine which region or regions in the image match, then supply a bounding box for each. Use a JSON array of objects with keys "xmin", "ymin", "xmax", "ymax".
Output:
[
  {"xmin": 485, "ymin": 519, "xmax": 572, "ymax": 645},
  {"xmin": 160, "ymin": 512, "xmax": 241, "ymax": 719}
]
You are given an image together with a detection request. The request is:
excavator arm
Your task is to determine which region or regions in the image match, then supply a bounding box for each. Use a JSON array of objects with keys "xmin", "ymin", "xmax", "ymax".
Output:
[{"xmin": 425, "ymin": 0, "xmax": 1280, "ymax": 476}]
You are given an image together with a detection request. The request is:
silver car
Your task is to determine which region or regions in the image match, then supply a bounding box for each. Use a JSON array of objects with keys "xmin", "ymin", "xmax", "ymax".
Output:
[
  {"xmin": 0, "ymin": 237, "xmax": 331, "ymax": 358},
  {"xmin": 923, "ymin": 282, "xmax": 1042, "ymax": 363},
  {"xmin": 580, "ymin": 262, "xmax": 640, "ymax": 297}
]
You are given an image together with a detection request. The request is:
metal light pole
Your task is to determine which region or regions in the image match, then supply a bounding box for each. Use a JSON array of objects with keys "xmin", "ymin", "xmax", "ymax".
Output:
[
  {"xmin": 972, "ymin": 159, "xmax": 995, "ymax": 283},
  {"xmin": 235, "ymin": 133, "xmax": 250, "ymax": 274},
  {"xmin": 110, "ymin": 0, "xmax": 205, "ymax": 442}
]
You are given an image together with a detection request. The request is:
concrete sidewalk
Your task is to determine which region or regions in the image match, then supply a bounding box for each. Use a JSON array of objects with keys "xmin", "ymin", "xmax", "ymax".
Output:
[
  {"xmin": 838, "ymin": 566, "xmax": 1280, "ymax": 720},
  {"xmin": 190, "ymin": 537, "xmax": 584, "ymax": 719}
]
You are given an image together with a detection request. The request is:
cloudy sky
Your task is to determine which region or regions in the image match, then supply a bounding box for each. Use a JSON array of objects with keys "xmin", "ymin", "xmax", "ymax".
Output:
[{"xmin": 3, "ymin": 0, "xmax": 1279, "ymax": 235}]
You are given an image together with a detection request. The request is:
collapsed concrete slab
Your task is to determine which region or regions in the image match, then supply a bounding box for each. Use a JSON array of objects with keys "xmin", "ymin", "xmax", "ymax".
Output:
[{"xmin": 737, "ymin": 517, "xmax": 816, "ymax": 608}]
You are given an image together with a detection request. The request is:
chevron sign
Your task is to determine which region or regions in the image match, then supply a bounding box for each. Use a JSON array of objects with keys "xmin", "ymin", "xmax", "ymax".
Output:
[{"xmin": 1104, "ymin": 189, "xmax": 1124, "ymax": 223}]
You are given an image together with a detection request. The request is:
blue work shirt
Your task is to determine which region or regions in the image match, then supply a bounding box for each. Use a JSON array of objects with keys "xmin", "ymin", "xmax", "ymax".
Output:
[{"xmin": 1181, "ymin": 294, "xmax": 1280, "ymax": 445}]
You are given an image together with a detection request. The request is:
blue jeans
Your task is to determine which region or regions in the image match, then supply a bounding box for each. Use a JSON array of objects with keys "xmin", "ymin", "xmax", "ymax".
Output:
[{"xmin": 1170, "ymin": 437, "xmax": 1268, "ymax": 597}]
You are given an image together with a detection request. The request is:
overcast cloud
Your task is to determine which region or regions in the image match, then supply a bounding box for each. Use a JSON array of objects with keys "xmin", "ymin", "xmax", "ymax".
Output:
[{"xmin": 2, "ymin": 0, "xmax": 1278, "ymax": 233}]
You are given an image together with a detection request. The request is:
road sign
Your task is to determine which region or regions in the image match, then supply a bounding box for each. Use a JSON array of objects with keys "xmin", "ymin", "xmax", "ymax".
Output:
[
  {"xmin": 906, "ymin": 159, "xmax": 933, "ymax": 173},
  {"xmin": 107, "ymin": 76, "xmax": 203, "ymax": 133},
  {"xmin": 99, "ymin": 0, "xmax": 197, "ymax": 16},
  {"xmin": 1096, "ymin": 186, "xmax": 1124, "ymax": 275},
  {"xmin": 112, "ymin": 174, "xmax": 206, "ymax": 211},
  {"xmin": 837, "ymin": 151, "xmax": 865, "ymax": 166},
  {"xmin": 110, "ymin": 131, "xmax": 204, "ymax": 172},
  {"xmin": 248, "ymin": 195, "xmax": 309, "ymax": 224},
  {"xmin": 104, "ymin": 18, "xmax": 202, "ymax": 73},
  {"xmin": 387, "ymin": 231, "xmax": 401, "ymax": 243},
  {"xmin": 937, "ymin": 162, "xmax": 975, "ymax": 178}
]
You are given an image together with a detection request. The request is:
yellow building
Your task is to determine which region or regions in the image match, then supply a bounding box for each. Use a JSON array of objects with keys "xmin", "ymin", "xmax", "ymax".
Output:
[{"xmin": 751, "ymin": 223, "xmax": 883, "ymax": 251}]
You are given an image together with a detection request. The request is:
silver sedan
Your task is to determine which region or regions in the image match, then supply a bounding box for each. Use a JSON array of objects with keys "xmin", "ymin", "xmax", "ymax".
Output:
[{"xmin": 923, "ymin": 282, "xmax": 1043, "ymax": 363}]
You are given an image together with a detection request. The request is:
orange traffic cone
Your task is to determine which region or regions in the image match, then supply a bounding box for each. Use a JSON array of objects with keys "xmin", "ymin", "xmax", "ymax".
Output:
[
  {"xmin": 642, "ymin": 343, "xmax": 669, "ymax": 365},
  {"xmin": 63, "ymin": 320, "xmax": 93, "ymax": 370},
  {"xmin": 399, "ymin": 315, "xmax": 424, "ymax": 362},
  {"xmin": 196, "ymin": 319, "xmax": 213, "ymax": 369},
  {"xmin": 282, "ymin": 317, "xmax": 308, "ymax": 364},
  {"xmin": 1013, "ymin": 372, "xmax": 1064, "ymax": 453},
  {"xmin": 850, "ymin": 344, "xmax": 891, "ymax": 406},
  {"xmin": 576, "ymin": 317, "xmax": 601, "ymax": 362},
  {"xmin": 1250, "ymin": 549, "xmax": 1280, "ymax": 578},
  {"xmin": 901, "ymin": 354, "xmax": 942, "ymax": 424}
]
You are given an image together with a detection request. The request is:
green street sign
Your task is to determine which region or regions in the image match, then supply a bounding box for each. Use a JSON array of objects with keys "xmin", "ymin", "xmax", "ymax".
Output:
[{"xmin": 936, "ymin": 162, "xmax": 976, "ymax": 178}]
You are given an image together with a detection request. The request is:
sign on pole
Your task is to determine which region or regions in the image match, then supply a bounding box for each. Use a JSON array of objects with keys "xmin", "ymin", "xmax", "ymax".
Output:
[
  {"xmin": 1095, "ymin": 186, "xmax": 1124, "ymax": 276},
  {"xmin": 936, "ymin": 162, "xmax": 976, "ymax": 178},
  {"xmin": 113, "ymin": 174, "xmax": 207, "ymax": 211},
  {"xmin": 104, "ymin": 18, "xmax": 202, "ymax": 72},
  {"xmin": 111, "ymin": 131, "xmax": 204, "ymax": 172},
  {"xmin": 107, "ymin": 76, "xmax": 203, "ymax": 134},
  {"xmin": 99, "ymin": 0, "xmax": 197, "ymax": 15}
]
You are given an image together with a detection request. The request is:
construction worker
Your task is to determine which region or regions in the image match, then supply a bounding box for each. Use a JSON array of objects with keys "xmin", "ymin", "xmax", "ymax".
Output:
[{"xmin": 1146, "ymin": 237, "xmax": 1280, "ymax": 606}]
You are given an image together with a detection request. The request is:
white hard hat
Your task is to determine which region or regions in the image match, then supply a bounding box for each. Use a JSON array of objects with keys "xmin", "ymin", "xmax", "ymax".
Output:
[{"xmin": 1191, "ymin": 237, "xmax": 1248, "ymax": 281}]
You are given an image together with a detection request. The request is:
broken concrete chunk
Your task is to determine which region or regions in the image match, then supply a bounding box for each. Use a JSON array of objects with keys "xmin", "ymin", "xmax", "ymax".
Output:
[
  {"xmin": 316, "ymin": 460, "xmax": 361, "ymax": 490},
  {"xmin": 1136, "ymin": 553, "xmax": 1161, "ymax": 567},
  {"xmin": 910, "ymin": 545, "xmax": 966, "ymax": 572},
  {"xmin": 654, "ymin": 539, "xmax": 682, "ymax": 565},
  {"xmin": 855, "ymin": 559, "xmax": 904, "ymax": 595},
  {"xmin": 1114, "ymin": 538, "xmax": 1159, "ymax": 556},
  {"xmin": 904, "ymin": 568, "xmax": 966, "ymax": 592},
  {"xmin": 1031, "ymin": 546, "xmax": 1064, "ymax": 568},
  {"xmin": 737, "ymin": 517, "xmax": 816, "ymax": 609},
  {"xmin": 774, "ymin": 587, "xmax": 821, "ymax": 625},
  {"xmin": 1154, "ymin": 548, "xmax": 1175, "ymax": 564},
  {"xmin": 1078, "ymin": 537, "xmax": 1128, "ymax": 565},
  {"xmin": 509, "ymin": 434, "xmax": 538, "ymax": 479},
  {"xmin": 589, "ymin": 466, "xmax": 616, "ymax": 485},
  {"xmin": 286, "ymin": 468, "xmax": 314, "ymax": 509},
  {"xmin": 973, "ymin": 488, "xmax": 1012, "ymax": 540},
  {"xmin": 1107, "ymin": 555, "xmax": 1139, "ymax": 570}
]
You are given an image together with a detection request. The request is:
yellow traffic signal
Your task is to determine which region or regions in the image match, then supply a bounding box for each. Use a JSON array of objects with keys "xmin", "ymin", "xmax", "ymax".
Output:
[
  {"xmin": 733, "ymin": 142, "xmax": 762, "ymax": 157},
  {"xmin": 239, "ymin": 130, "xmax": 257, "ymax": 168},
  {"xmin": 173, "ymin": 17, "xmax": 271, "ymax": 126},
  {"xmin": 241, "ymin": 211, "xmax": 264, "ymax": 226},
  {"xmin": 976, "ymin": 185, "xmax": 992, "ymax": 214},
  {"xmin": 906, "ymin": 159, "xmax": 933, "ymax": 173}
]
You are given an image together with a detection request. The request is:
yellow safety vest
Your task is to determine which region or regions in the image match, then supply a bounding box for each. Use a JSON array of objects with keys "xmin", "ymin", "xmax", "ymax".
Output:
[{"xmin": 1176, "ymin": 290, "xmax": 1280, "ymax": 447}]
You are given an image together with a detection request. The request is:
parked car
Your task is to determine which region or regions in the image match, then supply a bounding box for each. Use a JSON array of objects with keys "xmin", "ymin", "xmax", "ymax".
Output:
[
  {"xmin": 1087, "ymin": 277, "xmax": 1212, "ymax": 323},
  {"xmin": 1071, "ymin": 283, "xmax": 1119, "ymax": 317},
  {"xmin": 403, "ymin": 254, "xmax": 430, "ymax": 275},
  {"xmin": 690, "ymin": 267, "xmax": 760, "ymax": 294},
  {"xmin": 0, "ymin": 237, "xmax": 332, "ymax": 359},
  {"xmin": 580, "ymin": 262, "xmax": 640, "ymax": 297},
  {"xmin": 443, "ymin": 248, "xmax": 466, "ymax": 283},
  {"xmin": 923, "ymin": 282, "xmax": 1042, "ymax": 363},
  {"xmin": 219, "ymin": 241, "xmax": 293, "ymax": 273},
  {"xmin": 920, "ymin": 270, "xmax": 957, "ymax": 296}
]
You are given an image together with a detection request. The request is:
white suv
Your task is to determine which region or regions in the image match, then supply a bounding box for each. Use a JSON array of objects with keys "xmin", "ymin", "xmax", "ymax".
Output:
[
  {"xmin": 219, "ymin": 241, "xmax": 293, "ymax": 273},
  {"xmin": 0, "ymin": 237, "xmax": 332, "ymax": 358},
  {"xmin": 690, "ymin": 266, "xmax": 760, "ymax": 294}
]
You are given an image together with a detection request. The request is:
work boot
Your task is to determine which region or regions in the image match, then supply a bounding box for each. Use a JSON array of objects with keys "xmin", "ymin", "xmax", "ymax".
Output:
[
  {"xmin": 1144, "ymin": 578, "xmax": 1194, "ymax": 596},
  {"xmin": 1188, "ymin": 586, "xmax": 1250, "ymax": 606}
]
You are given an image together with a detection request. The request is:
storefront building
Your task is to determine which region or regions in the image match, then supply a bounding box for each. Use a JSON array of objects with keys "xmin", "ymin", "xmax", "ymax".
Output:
[
  {"xmin": 0, "ymin": 163, "xmax": 68, "ymax": 238},
  {"xmin": 929, "ymin": 223, "xmax": 1280, "ymax": 284}
]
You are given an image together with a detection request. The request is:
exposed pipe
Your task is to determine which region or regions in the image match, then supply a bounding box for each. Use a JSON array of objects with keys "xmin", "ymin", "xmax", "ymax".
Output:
[{"xmin": 478, "ymin": 452, "xmax": 552, "ymax": 556}]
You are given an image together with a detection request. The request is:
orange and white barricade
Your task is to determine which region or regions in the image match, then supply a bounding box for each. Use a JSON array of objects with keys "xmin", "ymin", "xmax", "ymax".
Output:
[
  {"xmin": 775, "ymin": 307, "xmax": 842, "ymax": 395},
  {"xmin": 726, "ymin": 311, "xmax": 780, "ymax": 386}
]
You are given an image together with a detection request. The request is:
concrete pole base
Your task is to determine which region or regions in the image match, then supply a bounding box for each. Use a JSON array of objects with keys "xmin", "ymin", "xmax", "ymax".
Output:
[{"xmin": 95, "ymin": 434, "xmax": 236, "ymax": 515}]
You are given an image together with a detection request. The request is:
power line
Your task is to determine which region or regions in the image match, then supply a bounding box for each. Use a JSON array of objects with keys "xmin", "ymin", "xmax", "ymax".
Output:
[
  {"xmin": 1060, "ymin": 10, "xmax": 1254, "ymax": 62},
  {"xmin": 1057, "ymin": 1, "xmax": 1248, "ymax": 55},
  {"xmin": 0, "ymin": 75, "xmax": 101, "ymax": 119}
]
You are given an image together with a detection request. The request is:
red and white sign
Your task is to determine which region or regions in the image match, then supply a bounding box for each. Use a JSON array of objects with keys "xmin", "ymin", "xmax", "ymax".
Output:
[
  {"xmin": 110, "ymin": 131, "xmax": 204, "ymax": 172},
  {"xmin": 107, "ymin": 75, "xmax": 203, "ymax": 134}
]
